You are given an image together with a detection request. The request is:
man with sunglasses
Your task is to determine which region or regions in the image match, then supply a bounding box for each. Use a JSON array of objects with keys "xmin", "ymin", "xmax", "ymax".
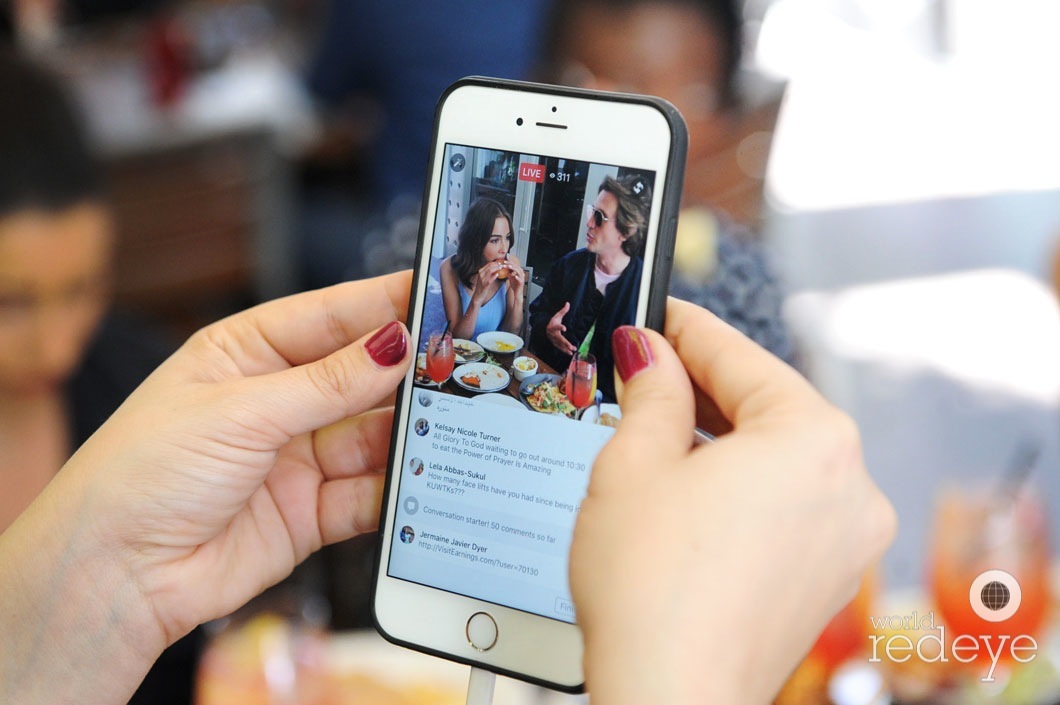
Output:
[{"xmin": 528, "ymin": 174, "xmax": 650, "ymax": 401}]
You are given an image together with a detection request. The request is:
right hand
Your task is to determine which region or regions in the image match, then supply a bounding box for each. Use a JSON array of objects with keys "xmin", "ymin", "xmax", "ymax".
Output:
[
  {"xmin": 570, "ymin": 299, "xmax": 896, "ymax": 705},
  {"xmin": 546, "ymin": 301, "xmax": 576, "ymax": 355},
  {"xmin": 470, "ymin": 260, "xmax": 504, "ymax": 306}
]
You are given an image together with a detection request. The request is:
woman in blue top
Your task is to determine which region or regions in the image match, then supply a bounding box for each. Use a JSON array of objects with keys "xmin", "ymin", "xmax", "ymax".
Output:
[{"xmin": 440, "ymin": 198, "xmax": 526, "ymax": 340}]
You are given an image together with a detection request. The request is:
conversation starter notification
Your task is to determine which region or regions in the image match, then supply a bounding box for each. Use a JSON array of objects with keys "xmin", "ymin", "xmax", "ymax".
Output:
[{"xmin": 388, "ymin": 389, "xmax": 614, "ymax": 622}]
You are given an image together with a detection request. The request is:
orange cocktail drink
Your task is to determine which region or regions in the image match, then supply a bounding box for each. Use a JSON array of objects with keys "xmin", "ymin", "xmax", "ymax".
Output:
[
  {"xmin": 565, "ymin": 352, "xmax": 597, "ymax": 409},
  {"xmin": 928, "ymin": 486, "xmax": 1051, "ymax": 671},
  {"xmin": 426, "ymin": 331, "xmax": 454, "ymax": 386}
]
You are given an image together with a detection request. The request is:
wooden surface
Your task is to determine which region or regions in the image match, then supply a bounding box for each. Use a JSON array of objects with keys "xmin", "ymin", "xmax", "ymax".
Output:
[{"xmin": 104, "ymin": 127, "xmax": 291, "ymax": 339}]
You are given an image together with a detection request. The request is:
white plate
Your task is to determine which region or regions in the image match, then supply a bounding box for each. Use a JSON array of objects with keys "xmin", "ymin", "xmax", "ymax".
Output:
[
  {"xmin": 474, "ymin": 393, "xmax": 524, "ymax": 409},
  {"xmin": 476, "ymin": 331, "xmax": 524, "ymax": 355},
  {"xmin": 452, "ymin": 338, "xmax": 484, "ymax": 363},
  {"xmin": 452, "ymin": 362, "xmax": 511, "ymax": 393},
  {"xmin": 580, "ymin": 403, "xmax": 622, "ymax": 426}
]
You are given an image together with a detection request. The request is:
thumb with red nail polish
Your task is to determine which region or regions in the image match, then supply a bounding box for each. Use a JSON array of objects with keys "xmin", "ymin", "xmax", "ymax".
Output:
[{"xmin": 605, "ymin": 325, "xmax": 697, "ymax": 472}]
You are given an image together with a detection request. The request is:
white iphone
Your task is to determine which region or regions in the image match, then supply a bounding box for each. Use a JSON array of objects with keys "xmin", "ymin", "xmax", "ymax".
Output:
[{"xmin": 373, "ymin": 77, "xmax": 687, "ymax": 692}]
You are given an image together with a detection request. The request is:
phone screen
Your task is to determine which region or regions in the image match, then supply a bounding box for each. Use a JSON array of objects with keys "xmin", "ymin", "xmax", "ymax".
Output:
[{"xmin": 388, "ymin": 143, "xmax": 657, "ymax": 624}]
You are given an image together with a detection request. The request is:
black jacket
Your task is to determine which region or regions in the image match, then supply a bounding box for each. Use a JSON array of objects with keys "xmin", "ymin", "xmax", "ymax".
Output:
[{"xmin": 528, "ymin": 249, "xmax": 642, "ymax": 402}]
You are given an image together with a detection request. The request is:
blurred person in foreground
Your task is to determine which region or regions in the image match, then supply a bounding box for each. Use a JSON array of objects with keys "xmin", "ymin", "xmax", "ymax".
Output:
[
  {"xmin": 541, "ymin": 0, "xmax": 796, "ymax": 364},
  {"xmin": 0, "ymin": 266, "xmax": 896, "ymax": 704},
  {"xmin": 0, "ymin": 48, "xmax": 196, "ymax": 705}
]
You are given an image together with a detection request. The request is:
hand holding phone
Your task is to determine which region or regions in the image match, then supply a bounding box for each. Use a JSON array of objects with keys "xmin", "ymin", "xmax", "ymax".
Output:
[
  {"xmin": 374, "ymin": 77, "xmax": 687, "ymax": 691},
  {"xmin": 572, "ymin": 305, "xmax": 897, "ymax": 705}
]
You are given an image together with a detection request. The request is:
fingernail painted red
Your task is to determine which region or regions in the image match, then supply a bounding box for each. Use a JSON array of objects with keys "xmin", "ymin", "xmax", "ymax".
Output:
[
  {"xmin": 612, "ymin": 326, "xmax": 654, "ymax": 382},
  {"xmin": 366, "ymin": 321, "xmax": 407, "ymax": 367}
]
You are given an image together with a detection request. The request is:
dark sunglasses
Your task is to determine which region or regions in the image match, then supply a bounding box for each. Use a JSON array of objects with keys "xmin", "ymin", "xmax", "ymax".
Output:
[{"xmin": 585, "ymin": 204, "xmax": 612, "ymax": 228}]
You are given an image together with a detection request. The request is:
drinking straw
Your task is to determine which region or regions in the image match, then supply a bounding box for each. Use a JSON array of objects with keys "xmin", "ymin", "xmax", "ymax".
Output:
[{"xmin": 997, "ymin": 439, "xmax": 1039, "ymax": 501}]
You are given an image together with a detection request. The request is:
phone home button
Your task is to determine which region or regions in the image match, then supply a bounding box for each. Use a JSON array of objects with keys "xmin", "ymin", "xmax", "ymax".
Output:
[{"xmin": 466, "ymin": 612, "xmax": 498, "ymax": 651}]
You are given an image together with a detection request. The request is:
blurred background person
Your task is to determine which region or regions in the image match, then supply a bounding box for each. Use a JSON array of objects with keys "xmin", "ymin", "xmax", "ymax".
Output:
[
  {"xmin": 540, "ymin": 0, "xmax": 796, "ymax": 364},
  {"xmin": 0, "ymin": 0, "xmax": 170, "ymax": 49},
  {"xmin": 440, "ymin": 197, "xmax": 526, "ymax": 340},
  {"xmin": 0, "ymin": 48, "xmax": 198, "ymax": 705},
  {"xmin": 298, "ymin": 0, "xmax": 548, "ymax": 287}
]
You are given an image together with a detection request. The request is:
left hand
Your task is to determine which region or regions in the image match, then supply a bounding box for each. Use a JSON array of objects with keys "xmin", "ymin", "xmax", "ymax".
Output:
[{"xmin": 56, "ymin": 272, "xmax": 413, "ymax": 646}]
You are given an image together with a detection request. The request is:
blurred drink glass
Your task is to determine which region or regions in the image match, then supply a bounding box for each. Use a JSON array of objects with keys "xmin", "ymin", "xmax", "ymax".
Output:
[{"xmin": 928, "ymin": 484, "xmax": 1051, "ymax": 672}]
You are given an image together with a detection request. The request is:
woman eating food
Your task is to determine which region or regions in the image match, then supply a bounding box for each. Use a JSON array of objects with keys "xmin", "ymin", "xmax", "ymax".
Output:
[{"xmin": 439, "ymin": 197, "xmax": 526, "ymax": 340}]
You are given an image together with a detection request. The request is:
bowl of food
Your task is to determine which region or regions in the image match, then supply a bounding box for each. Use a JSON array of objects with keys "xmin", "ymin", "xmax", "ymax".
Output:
[
  {"xmin": 476, "ymin": 331, "xmax": 523, "ymax": 355},
  {"xmin": 519, "ymin": 374, "xmax": 577, "ymax": 417},
  {"xmin": 511, "ymin": 356, "xmax": 538, "ymax": 381}
]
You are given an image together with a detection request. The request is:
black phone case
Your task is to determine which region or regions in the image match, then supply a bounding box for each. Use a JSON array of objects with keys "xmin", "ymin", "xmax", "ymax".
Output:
[{"xmin": 371, "ymin": 76, "xmax": 688, "ymax": 694}]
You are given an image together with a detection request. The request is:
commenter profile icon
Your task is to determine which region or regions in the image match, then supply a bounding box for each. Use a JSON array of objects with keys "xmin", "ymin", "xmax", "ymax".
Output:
[{"xmin": 969, "ymin": 570, "xmax": 1021, "ymax": 622}]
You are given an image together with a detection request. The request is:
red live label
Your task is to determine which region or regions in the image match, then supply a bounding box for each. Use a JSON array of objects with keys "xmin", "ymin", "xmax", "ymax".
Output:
[{"xmin": 519, "ymin": 162, "xmax": 545, "ymax": 183}]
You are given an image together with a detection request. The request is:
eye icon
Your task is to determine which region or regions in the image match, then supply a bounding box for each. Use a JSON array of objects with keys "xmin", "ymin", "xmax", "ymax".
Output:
[{"xmin": 969, "ymin": 570, "xmax": 1021, "ymax": 622}]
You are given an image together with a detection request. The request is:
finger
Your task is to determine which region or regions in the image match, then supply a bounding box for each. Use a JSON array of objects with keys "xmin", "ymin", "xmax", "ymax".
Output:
[
  {"xmin": 313, "ymin": 407, "xmax": 395, "ymax": 480},
  {"xmin": 664, "ymin": 298, "xmax": 822, "ymax": 428},
  {"xmin": 595, "ymin": 326, "xmax": 694, "ymax": 486},
  {"xmin": 186, "ymin": 271, "xmax": 412, "ymax": 379},
  {"xmin": 318, "ymin": 473, "xmax": 386, "ymax": 544},
  {"xmin": 226, "ymin": 321, "xmax": 411, "ymax": 443}
]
